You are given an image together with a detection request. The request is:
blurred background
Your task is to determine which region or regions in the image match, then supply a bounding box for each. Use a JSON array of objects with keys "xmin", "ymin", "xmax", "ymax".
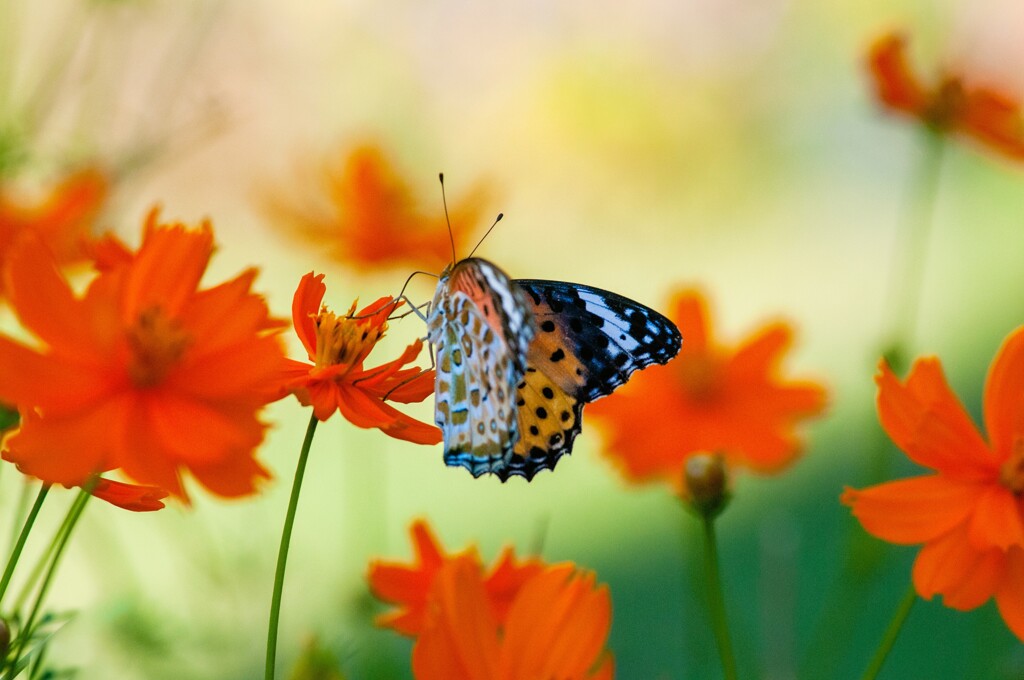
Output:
[{"xmin": 2, "ymin": 0, "xmax": 1024, "ymax": 677}]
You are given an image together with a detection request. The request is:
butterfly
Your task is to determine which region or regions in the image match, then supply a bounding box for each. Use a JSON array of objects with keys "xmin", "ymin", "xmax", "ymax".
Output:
[{"xmin": 426, "ymin": 256, "xmax": 681, "ymax": 480}]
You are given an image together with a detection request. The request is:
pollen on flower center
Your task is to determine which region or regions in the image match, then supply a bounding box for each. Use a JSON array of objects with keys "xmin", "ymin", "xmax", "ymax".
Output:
[
  {"xmin": 126, "ymin": 307, "xmax": 192, "ymax": 387},
  {"xmin": 999, "ymin": 438, "xmax": 1024, "ymax": 494},
  {"xmin": 312, "ymin": 304, "xmax": 385, "ymax": 370},
  {"xmin": 677, "ymin": 354, "xmax": 724, "ymax": 402}
]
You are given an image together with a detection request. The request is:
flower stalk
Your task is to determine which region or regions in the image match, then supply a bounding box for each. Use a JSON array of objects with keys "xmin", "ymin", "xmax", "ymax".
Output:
[
  {"xmin": 265, "ymin": 413, "xmax": 319, "ymax": 680},
  {"xmin": 4, "ymin": 487, "xmax": 90, "ymax": 679},
  {"xmin": 859, "ymin": 584, "xmax": 917, "ymax": 680},
  {"xmin": 881, "ymin": 129, "xmax": 946, "ymax": 375},
  {"xmin": 700, "ymin": 513, "xmax": 738, "ymax": 680},
  {"xmin": 0, "ymin": 484, "xmax": 49, "ymax": 608}
]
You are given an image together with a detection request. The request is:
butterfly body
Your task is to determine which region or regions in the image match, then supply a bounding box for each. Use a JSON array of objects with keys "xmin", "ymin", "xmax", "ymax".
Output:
[{"xmin": 428, "ymin": 257, "xmax": 681, "ymax": 481}]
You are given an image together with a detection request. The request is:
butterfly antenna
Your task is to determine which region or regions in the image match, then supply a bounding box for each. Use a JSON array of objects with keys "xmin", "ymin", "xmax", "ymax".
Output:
[
  {"xmin": 466, "ymin": 212, "xmax": 503, "ymax": 260},
  {"xmin": 439, "ymin": 172, "xmax": 457, "ymax": 266}
]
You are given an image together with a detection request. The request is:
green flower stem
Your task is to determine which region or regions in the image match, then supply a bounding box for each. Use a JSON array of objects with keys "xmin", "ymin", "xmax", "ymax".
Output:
[
  {"xmin": 9, "ymin": 485, "xmax": 89, "ymax": 617},
  {"xmin": 881, "ymin": 129, "xmax": 946, "ymax": 374},
  {"xmin": 265, "ymin": 413, "xmax": 319, "ymax": 680},
  {"xmin": 700, "ymin": 513, "xmax": 738, "ymax": 680},
  {"xmin": 0, "ymin": 484, "xmax": 49, "ymax": 609},
  {"xmin": 859, "ymin": 584, "xmax": 917, "ymax": 680},
  {"xmin": 5, "ymin": 488, "xmax": 90, "ymax": 679}
]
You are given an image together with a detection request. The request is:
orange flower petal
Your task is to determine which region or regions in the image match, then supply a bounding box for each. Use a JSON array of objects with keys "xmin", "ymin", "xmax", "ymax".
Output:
[
  {"xmin": 121, "ymin": 209, "xmax": 214, "ymax": 321},
  {"xmin": 3, "ymin": 399, "xmax": 127, "ymax": 486},
  {"xmin": 5, "ymin": 236, "xmax": 100, "ymax": 360},
  {"xmin": 412, "ymin": 556, "xmax": 500, "ymax": 680},
  {"xmin": 188, "ymin": 448, "xmax": 271, "ymax": 498},
  {"xmin": 983, "ymin": 326, "xmax": 1024, "ymax": 458},
  {"xmin": 673, "ymin": 291, "xmax": 709, "ymax": 355},
  {"xmin": 484, "ymin": 547, "xmax": 545, "ymax": 625},
  {"xmin": 841, "ymin": 476, "xmax": 982, "ymax": 544},
  {"xmin": 499, "ymin": 565, "xmax": 612, "ymax": 679},
  {"xmin": 292, "ymin": 272, "xmax": 326, "ymax": 360},
  {"xmin": 90, "ymin": 478, "xmax": 168, "ymax": 512},
  {"xmin": 146, "ymin": 392, "xmax": 265, "ymax": 465},
  {"xmin": 171, "ymin": 336, "xmax": 287, "ymax": 401},
  {"xmin": 0, "ymin": 338, "xmax": 111, "ymax": 412},
  {"xmin": 381, "ymin": 366, "xmax": 436, "ymax": 404},
  {"xmin": 183, "ymin": 269, "xmax": 284, "ymax": 352},
  {"xmin": 867, "ymin": 32, "xmax": 928, "ymax": 116},
  {"xmin": 967, "ymin": 485, "xmax": 1024, "ymax": 551},
  {"xmin": 960, "ymin": 89, "xmax": 1024, "ymax": 159},
  {"xmin": 368, "ymin": 520, "xmax": 452, "ymax": 636},
  {"xmin": 995, "ymin": 547, "xmax": 1024, "ymax": 642},
  {"xmin": 912, "ymin": 522, "xmax": 1003, "ymax": 610},
  {"xmin": 876, "ymin": 358, "xmax": 997, "ymax": 479}
]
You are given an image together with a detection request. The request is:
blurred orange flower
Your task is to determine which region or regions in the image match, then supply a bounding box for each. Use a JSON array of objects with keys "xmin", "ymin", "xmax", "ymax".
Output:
[
  {"xmin": 0, "ymin": 167, "xmax": 108, "ymax": 298},
  {"xmin": 868, "ymin": 31, "xmax": 1024, "ymax": 159},
  {"xmin": 589, "ymin": 290, "xmax": 827, "ymax": 490},
  {"xmin": 413, "ymin": 557, "xmax": 614, "ymax": 680},
  {"xmin": 268, "ymin": 144, "xmax": 491, "ymax": 272},
  {"xmin": 368, "ymin": 520, "xmax": 613, "ymax": 680},
  {"xmin": 843, "ymin": 327, "xmax": 1024, "ymax": 641},
  {"xmin": 278, "ymin": 272, "xmax": 440, "ymax": 444},
  {"xmin": 0, "ymin": 207, "xmax": 288, "ymax": 502},
  {"xmin": 367, "ymin": 519, "xmax": 543, "ymax": 636}
]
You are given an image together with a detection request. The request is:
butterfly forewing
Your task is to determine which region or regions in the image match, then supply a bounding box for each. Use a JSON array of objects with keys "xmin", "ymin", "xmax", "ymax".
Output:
[
  {"xmin": 516, "ymin": 280, "xmax": 682, "ymax": 400},
  {"xmin": 427, "ymin": 259, "xmax": 535, "ymax": 478}
]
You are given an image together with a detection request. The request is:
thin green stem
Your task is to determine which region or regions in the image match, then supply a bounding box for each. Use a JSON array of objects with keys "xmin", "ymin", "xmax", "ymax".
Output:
[
  {"xmin": 700, "ymin": 514, "xmax": 738, "ymax": 680},
  {"xmin": 859, "ymin": 584, "xmax": 917, "ymax": 680},
  {"xmin": 9, "ymin": 487, "xmax": 85, "ymax": 616},
  {"xmin": 0, "ymin": 484, "xmax": 49, "ymax": 609},
  {"xmin": 881, "ymin": 130, "xmax": 946, "ymax": 373},
  {"xmin": 265, "ymin": 413, "xmax": 319, "ymax": 680},
  {"xmin": 5, "ymin": 489, "xmax": 90, "ymax": 679}
]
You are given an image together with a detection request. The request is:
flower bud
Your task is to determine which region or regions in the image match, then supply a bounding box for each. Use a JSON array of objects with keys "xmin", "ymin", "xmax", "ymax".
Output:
[{"xmin": 684, "ymin": 453, "xmax": 729, "ymax": 517}]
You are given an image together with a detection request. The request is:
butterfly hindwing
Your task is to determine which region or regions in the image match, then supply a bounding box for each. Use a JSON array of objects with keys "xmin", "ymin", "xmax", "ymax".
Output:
[
  {"xmin": 507, "ymin": 367, "xmax": 584, "ymax": 480},
  {"xmin": 503, "ymin": 279, "xmax": 681, "ymax": 477}
]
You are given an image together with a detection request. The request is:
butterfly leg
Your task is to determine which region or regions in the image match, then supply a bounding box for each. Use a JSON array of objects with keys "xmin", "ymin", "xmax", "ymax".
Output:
[{"xmin": 389, "ymin": 295, "xmax": 431, "ymax": 324}]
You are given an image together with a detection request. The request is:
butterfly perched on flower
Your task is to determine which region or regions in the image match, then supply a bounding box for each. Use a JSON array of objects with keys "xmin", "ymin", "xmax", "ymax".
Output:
[{"xmin": 427, "ymin": 255, "xmax": 681, "ymax": 480}]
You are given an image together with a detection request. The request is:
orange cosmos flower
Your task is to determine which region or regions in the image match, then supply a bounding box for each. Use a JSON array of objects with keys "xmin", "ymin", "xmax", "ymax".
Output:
[
  {"xmin": 368, "ymin": 519, "xmax": 613, "ymax": 680},
  {"xmin": 868, "ymin": 31, "xmax": 1024, "ymax": 159},
  {"xmin": 843, "ymin": 326, "xmax": 1024, "ymax": 641},
  {"xmin": 278, "ymin": 272, "xmax": 440, "ymax": 444},
  {"xmin": 0, "ymin": 207, "xmax": 288, "ymax": 502},
  {"xmin": 589, "ymin": 290, "xmax": 827, "ymax": 491},
  {"xmin": 0, "ymin": 167, "xmax": 108, "ymax": 298},
  {"xmin": 268, "ymin": 144, "xmax": 491, "ymax": 272},
  {"xmin": 367, "ymin": 519, "xmax": 544, "ymax": 636}
]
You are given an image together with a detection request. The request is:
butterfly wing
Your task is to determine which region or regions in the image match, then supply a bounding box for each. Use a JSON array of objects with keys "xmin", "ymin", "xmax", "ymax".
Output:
[
  {"xmin": 427, "ymin": 259, "xmax": 535, "ymax": 478},
  {"xmin": 505, "ymin": 279, "xmax": 682, "ymax": 479}
]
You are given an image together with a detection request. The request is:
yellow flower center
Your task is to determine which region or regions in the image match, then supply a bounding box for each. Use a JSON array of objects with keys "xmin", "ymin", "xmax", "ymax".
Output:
[
  {"xmin": 312, "ymin": 304, "xmax": 385, "ymax": 371},
  {"xmin": 1000, "ymin": 438, "xmax": 1024, "ymax": 494},
  {"xmin": 677, "ymin": 354, "xmax": 724, "ymax": 403},
  {"xmin": 126, "ymin": 307, "xmax": 192, "ymax": 387}
]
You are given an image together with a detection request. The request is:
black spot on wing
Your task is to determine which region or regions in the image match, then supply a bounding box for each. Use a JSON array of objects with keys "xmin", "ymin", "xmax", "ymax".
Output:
[{"xmin": 514, "ymin": 279, "xmax": 682, "ymax": 402}]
